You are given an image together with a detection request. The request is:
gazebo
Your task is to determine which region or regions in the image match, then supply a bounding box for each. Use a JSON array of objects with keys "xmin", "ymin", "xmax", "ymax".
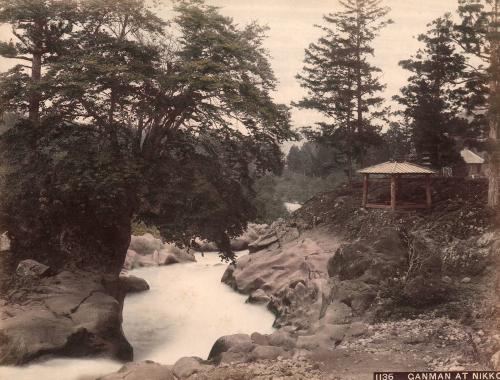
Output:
[{"xmin": 357, "ymin": 161, "xmax": 436, "ymax": 210}]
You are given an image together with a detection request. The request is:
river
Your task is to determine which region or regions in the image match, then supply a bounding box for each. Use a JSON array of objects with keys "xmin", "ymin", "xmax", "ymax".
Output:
[{"xmin": 0, "ymin": 251, "xmax": 275, "ymax": 380}]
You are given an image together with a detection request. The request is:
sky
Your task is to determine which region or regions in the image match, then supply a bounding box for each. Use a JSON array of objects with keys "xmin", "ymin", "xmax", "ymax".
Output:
[
  {"xmin": 190, "ymin": 0, "xmax": 460, "ymax": 130},
  {"xmin": 0, "ymin": 0, "xmax": 460, "ymax": 132}
]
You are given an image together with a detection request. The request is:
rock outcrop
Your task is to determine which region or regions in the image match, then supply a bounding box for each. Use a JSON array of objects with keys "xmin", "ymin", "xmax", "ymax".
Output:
[
  {"xmin": 16, "ymin": 259, "xmax": 51, "ymax": 278},
  {"xmin": 98, "ymin": 361, "xmax": 175, "ymax": 380},
  {"xmin": 119, "ymin": 274, "xmax": 150, "ymax": 293},
  {"xmin": 222, "ymin": 227, "xmax": 339, "ymax": 329},
  {"xmin": 195, "ymin": 221, "xmax": 292, "ymax": 254},
  {"xmin": 98, "ymin": 357, "xmax": 336, "ymax": 380},
  {"xmin": 124, "ymin": 233, "xmax": 195, "ymax": 270},
  {"xmin": 0, "ymin": 270, "xmax": 133, "ymax": 365}
]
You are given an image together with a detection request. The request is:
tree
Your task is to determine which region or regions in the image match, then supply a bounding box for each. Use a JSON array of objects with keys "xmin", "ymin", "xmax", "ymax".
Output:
[
  {"xmin": 394, "ymin": 15, "xmax": 487, "ymax": 168},
  {"xmin": 0, "ymin": 0, "xmax": 78, "ymax": 123},
  {"xmin": 252, "ymin": 175, "xmax": 288, "ymax": 224},
  {"xmin": 0, "ymin": 0, "xmax": 294, "ymax": 267},
  {"xmin": 295, "ymin": 0, "xmax": 392, "ymax": 181},
  {"xmin": 382, "ymin": 121, "xmax": 414, "ymax": 162},
  {"xmin": 286, "ymin": 142, "xmax": 342, "ymax": 177},
  {"xmin": 441, "ymin": 0, "xmax": 500, "ymax": 206}
]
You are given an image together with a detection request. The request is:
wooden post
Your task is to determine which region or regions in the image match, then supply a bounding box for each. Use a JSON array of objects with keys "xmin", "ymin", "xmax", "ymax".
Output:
[
  {"xmin": 362, "ymin": 174, "xmax": 369, "ymax": 207},
  {"xmin": 390, "ymin": 175, "xmax": 397, "ymax": 210},
  {"xmin": 425, "ymin": 174, "xmax": 432, "ymax": 208}
]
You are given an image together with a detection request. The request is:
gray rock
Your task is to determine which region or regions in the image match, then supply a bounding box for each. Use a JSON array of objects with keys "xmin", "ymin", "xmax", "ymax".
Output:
[
  {"xmin": 442, "ymin": 276, "xmax": 452, "ymax": 284},
  {"xmin": 347, "ymin": 322, "xmax": 369, "ymax": 337},
  {"xmin": 124, "ymin": 239, "xmax": 195, "ymax": 270},
  {"xmin": 119, "ymin": 275, "xmax": 150, "ymax": 293},
  {"xmin": 251, "ymin": 332, "xmax": 269, "ymax": 346},
  {"xmin": 314, "ymin": 323, "xmax": 347, "ymax": 344},
  {"xmin": 129, "ymin": 233, "xmax": 162, "ymax": 256},
  {"xmin": 0, "ymin": 271, "xmax": 132, "ymax": 365},
  {"xmin": 322, "ymin": 302, "xmax": 352, "ymax": 325},
  {"xmin": 172, "ymin": 357, "xmax": 211, "ymax": 378},
  {"xmin": 217, "ymin": 351, "xmax": 249, "ymax": 364},
  {"xmin": 208, "ymin": 334, "xmax": 252, "ymax": 363},
  {"xmin": 159, "ymin": 245, "xmax": 195, "ymax": 265},
  {"xmin": 461, "ymin": 277, "xmax": 471, "ymax": 284},
  {"xmin": 268, "ymin": 330, "xmax": 296, "ymax": 350},
  {"xmin": 98, "ymin": 361, "xmax": 174, "ymax": 380},
  {"xmin": 250, "ymin": 345, "xmax": 286, "ymax": 361},
  {"xmin": 297, "ymin": 323, "xmax": 346, "ymax": 351},
  {"xmin": 227, "ymin": 341, "xmax": 256, "ymax": 353},
  {"xmin": 248, "ymin": 233, "xmax": 279, "ymax": 253},
  {"xmin": 16, "ymin": 259, "xmax": 50, "ymax": 278},
  {"xmin": 222, "ymin": 235, "xmax": 334, "ymax": 327},
  {"xmin": 248, "ymin": 289, "xmax": 271, "ymax": 304},
  {"xmin": 296, "ymin": 335, "xmax": 325, "ymax": 350}
]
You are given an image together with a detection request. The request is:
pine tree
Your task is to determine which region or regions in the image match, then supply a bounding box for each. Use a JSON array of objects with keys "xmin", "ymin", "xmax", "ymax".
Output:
[
  {"xmin": 447, "ymin": 0, "xmax": 500, "ymax": 206},
  {"xmin": 0, "ymin": 0, "xmax": 78, "ymax": 123},
  {"xmin": 394, "ymin": 15, "xmax": 486, "ymax": 168},
  {"xmin": 295, "ymin": 0, "xmax": 392, "ymax": 181}
]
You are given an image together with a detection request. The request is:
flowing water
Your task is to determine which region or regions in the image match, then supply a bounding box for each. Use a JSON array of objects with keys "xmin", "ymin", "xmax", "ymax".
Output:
[{"xmin": 0, "ymin": 251, "xmax": 275, "ymax": 380}]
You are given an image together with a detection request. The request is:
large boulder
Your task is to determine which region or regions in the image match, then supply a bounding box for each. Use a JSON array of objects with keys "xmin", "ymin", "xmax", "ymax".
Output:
[
  {"xmin": 195, "ymin": 222, "xmax": 283, "ymax": 253},
  {"xmin": 222, "ymin": 232, "xmax": 340, "ymax": 328},
  {"xmin": 129, "ymin": 233, "xmax": 162, "ymax": 256},
  {"xmin": 207, "ymin": 334, "xmax": 253, "ymax": 364},
  {"xmin": 159, "ymin": 244, "xmax": 195, "ymax": 265},
  {"xmin": 249, "ymin": 345, "xmax": 286, "ymax": 361},
  {"xmin": 119, "ymin": 275, "xmax": 150, "ymax": 293},
  {"xmin": 16, "ymin": 259, "xmax": 50, "ymax": 278},
  {"xmin": 98, "ymin": 361, "xmax": 174, "ymax": 380},
  {"xmin": 124, "ymin": 235, "xmax": 195, "ymax": 270},
  {"xmin": 0, "ymin": 270, "xmax": 132, "ymax": 365},
  {"xmin": 172, "ymin": 357, "xmax": 212, "ymax": 378},
  {"xmin": 248, "ymin": 233, "xmax": 279, "ymax": 253}
]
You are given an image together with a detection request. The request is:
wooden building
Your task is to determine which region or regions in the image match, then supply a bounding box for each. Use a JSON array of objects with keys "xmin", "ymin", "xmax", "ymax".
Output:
[
  {"xmin": 460, "ymin": 148, "xmax": 485, "ymax": 178},
  {"xmin": 358, "ymin": 161, "xmax": 436, "ymax": 210}
]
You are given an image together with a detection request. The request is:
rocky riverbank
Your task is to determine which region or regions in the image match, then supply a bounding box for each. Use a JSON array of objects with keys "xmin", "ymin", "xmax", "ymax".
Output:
[
  {"xmin": 0, "ymin": 268, "xmax": 133, "ymax": 365},
  {"xmin": 0, "ymin": 232, "xmax": 191, "ymax": 366},
  {"xmin": 99, "ymin": 179, "xmax": 500, "ymax": 379},
  {"xmin": 2, "ymin": 179, "xmax": 499, "ymax": 379}
]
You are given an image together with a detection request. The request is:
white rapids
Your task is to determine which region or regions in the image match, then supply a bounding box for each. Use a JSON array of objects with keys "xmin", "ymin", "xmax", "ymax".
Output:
[{"xmin": 0, "ymin": 251, "xmax": 275, "ymax": 380}]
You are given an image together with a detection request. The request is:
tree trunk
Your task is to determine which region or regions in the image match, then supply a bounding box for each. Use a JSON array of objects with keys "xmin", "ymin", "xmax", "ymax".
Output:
[
  {"xmin": 356, "ymin": 9, "xmax": 364, "ymax": 167},
  {"xmin": 28, "ymin": 52, "xmax": 42, "ymax": 124},
  {"xmin": 488, "ymin": 0, "xmax": 500, "ymax": 208}
]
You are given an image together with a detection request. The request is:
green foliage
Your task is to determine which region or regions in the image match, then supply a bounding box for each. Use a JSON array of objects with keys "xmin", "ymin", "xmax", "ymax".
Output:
[
  {"xmin": 252, "ymin": 175, "xmax": 288, "ymax": 224},
  {"xmin": 0, "ymin": 0, "xmax": 79, "ymax": 121},
  {"xmin": 286, "ymin": 142, "xmax": 344, "ymax": 178},
  {"xmin": 131, "ymin": 220, "xmax": 161, "ymax": 239},
  {"xmin": 382, "ymin": 122, "xmax": 414, "ymax": 161},
  {"xmin": 394, "ymin": 15, "xmax": 487, "ymax": 168},
  {"xmin": 274, "ymin": 170, "xmax": 343, "ymax": 204},
  {"xmin": 0, "ymin": 118, "xmax": 139, "ymax": 269},
  {"xmin": 295, "ymin": 0, "xmax": 391, "ymax": 178},
  {"xmin": 0, "ymin": 0, "xmax": 294, "ymax": 264}
]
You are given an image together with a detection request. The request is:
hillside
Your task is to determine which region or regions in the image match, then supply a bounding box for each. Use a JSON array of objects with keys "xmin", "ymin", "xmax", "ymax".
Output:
[{"xmin": 218, "ymin": 177, "xmax": 500, "ymax": 377}]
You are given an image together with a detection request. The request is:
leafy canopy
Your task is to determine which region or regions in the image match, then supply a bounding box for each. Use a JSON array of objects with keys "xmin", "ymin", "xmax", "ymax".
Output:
[{"xmin": 0, "ymin": 0, "xmax": 295, "ymax": 266}]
